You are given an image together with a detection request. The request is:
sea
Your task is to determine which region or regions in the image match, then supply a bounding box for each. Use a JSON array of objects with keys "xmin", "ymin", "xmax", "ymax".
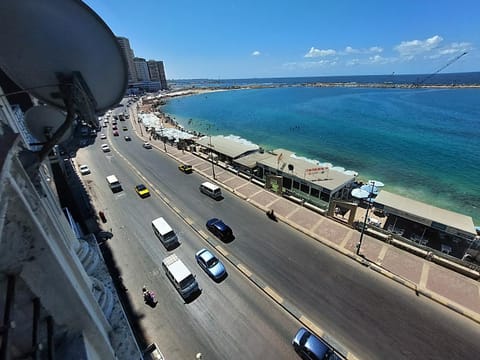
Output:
[{"xmin": 162, "ymin": 73, "xmax": 480, "ymax": 225}]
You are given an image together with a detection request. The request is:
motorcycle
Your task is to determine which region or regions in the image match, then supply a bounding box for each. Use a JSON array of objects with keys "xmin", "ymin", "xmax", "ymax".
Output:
[
  {"xmin": 142, "ymin": 287, "xmax": 157, "ymax": 305},
  {"xmin": 266, "ymin": 209, "xmax": 277, "ymax": 221}
]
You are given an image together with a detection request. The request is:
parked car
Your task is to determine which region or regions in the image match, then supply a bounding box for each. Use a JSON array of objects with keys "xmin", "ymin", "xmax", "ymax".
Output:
[
  {"xmin": 206, "ymin": 218, "xmax": 233, "ymax": 241},
  {"xmin": 124, "ymin": 136, "xmax": 131, "ymax": 141},
  {"xmin": 178, "ymin": 164, "xmax": 193, "ymax": 173},
  {"xmin": 292, "ymin": 328, "xmax": 342, "ymax": 360},
  {"xmin": 195, "ymin": 248, "xmax": 226, "ymax": 281},
  {"xmin": 143, "ymin": 142, "xmax": 152, "ymax": 149},
  {"xmin": 100, "ymin": 133, "xmax": 106, "ymax": 139},
  {"xmin": 113, "ymin": 130, "xmax": 119, "ymax": 136},
  {"xmin": 112, "ymin": 125, "xmax": 118, "ymax": 130},
  {"xmin": 122, "ymin": 126, "xmax": 128, "ymax": 131},
  {"xmin": 101, "ymin": 144, "xmax": 110, "ymax": 152},
  {"xmin": 79, "ymin": 165, "xmax": 90, "ymax": 175},
  {"xmin": 135, "ymin": 184, "xmax": 150, "ymax": 198}
]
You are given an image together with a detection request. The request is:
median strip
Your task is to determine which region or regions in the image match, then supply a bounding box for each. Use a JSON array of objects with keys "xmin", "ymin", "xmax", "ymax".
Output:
[
  {"xmin": 264, "ymin": 286, "xmax": 283, "ymax": 304},
  {"xmin": 237, "ymin": 263, "xmax": 252, "ymax": 277}
]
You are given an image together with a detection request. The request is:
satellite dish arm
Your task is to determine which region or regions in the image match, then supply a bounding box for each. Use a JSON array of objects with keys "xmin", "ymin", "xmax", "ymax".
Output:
[{"xmin": 38, "ymin": 72, "xmax": 96, "ymax": 161}]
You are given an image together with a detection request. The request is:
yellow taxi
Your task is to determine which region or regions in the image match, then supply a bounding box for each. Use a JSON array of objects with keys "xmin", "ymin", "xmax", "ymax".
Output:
[
  {"xmin": 135, "ymin": 184, "xmax": 150, "ymax": 198},
  {"xmin": 178, "ymin": 164, "xmax": 193, "ymax": 173}
]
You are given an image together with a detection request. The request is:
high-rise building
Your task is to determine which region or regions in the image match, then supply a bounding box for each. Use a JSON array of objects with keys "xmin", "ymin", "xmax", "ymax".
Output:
[
  {"xmin": 147, "ymin": 60, "xmax": 168, "ymax": 90},
  {"xmin": 133, "ymin": 57, "xmax": 150, "ymax": 82},
  {"xmin": 116, "ymin": 36, "xmax": 137, "ymax": 83}
]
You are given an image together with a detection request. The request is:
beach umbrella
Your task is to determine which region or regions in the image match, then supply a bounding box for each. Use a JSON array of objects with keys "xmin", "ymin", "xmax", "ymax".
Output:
[
  {"xmin": 331, "ymin": 166, "xmax": 345, "ymax": 172},
  {"xmin": 361, "ymin": 184, "xmax": 379, "ymax": 195},
  {"xmin": 368, "ymin": 179, "xmax": 384, "ymax": 187},
  {"xmin": 351, "ymin": 188, "xmax": 370, "ymax": 199},
  {"xmin": 344, "ymin": 170, "xmax": 358, "ymax": 176}
]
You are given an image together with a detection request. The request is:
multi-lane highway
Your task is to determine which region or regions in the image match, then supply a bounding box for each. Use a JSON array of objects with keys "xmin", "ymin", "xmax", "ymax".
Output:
[{"xmin": 75, "ymin": 107, "xmax": 480, "ymax": 360}]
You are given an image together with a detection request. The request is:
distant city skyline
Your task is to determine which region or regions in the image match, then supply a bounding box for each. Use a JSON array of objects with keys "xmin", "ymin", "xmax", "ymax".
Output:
[{"xmin": 85, "ymin": 0, "xmax": 479, "ymax": 79}]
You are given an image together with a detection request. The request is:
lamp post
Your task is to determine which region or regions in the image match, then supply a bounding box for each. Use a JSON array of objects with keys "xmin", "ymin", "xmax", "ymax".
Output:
[
  {"xmin": 160, "ymin": 125, "xmax": 167, "ymax": 152},
  {"xmin": 351, "ymin": 180, "xmax": 382, "ymax": 256},
  {"xmin": 209, "ymin": 134, "xmax": 216, "ymax": 179}
]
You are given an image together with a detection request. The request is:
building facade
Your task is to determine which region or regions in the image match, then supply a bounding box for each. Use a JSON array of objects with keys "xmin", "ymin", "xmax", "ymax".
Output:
[
  {"xmin": 133, "ymin": 57, "xmax": 150, "ymax": 82},
  {"xmin": 116, "ymin": 36, "xmax": 137, "ymax": 83},
  {"xmin": 147, "ymin": 60, "xmax": 168, "ymax": 90},
  {"xmin": 0, "ymin": 85, "xmax": 141, "ymax": 358}
]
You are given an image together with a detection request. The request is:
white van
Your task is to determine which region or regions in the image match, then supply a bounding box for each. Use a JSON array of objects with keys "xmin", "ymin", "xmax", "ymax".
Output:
[
  {"xmin": 106, "ymin": 175, "xmax": 122, "ymax": 193},
  {"xmin": 152, "ymin": 217, "xmax": 179, "ymax": 249},
  {"xmin": 162, "ymin": 254, "xmax": 199, "ymax": 299},
  {"xmin": 199, "ymin": 181, "xmax": 222, "ymax": 199}
]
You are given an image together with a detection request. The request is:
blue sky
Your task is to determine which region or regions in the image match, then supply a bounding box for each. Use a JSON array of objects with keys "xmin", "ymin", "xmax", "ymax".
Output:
[{"xmin": 84, "ymin": 0, "xmax": 478, "ymax": 79}]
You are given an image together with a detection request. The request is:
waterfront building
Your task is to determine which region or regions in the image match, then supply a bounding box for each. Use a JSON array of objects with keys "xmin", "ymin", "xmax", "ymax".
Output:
[
  {"xmin": 147, "ymin": 60, "xmax": 168, "ymax": 90},
  {"xmin": 374, "ymin": 190, "xmax": 478, "ymax": 258},
  {"xmin": 133, "ymin": 57, "xmax": 150, "ymax": 82},
  {"xmin": 116, "ymin": 36, "xmax": 137, "ymax": 83}
]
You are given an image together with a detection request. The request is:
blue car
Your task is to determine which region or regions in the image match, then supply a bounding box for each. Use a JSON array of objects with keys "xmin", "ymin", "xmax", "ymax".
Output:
[
  {"xmin": 292, "ymin": 328, "xmax": 341, "ymax": 360},
  {"xmin": 195, "ymin": 248, "xmax": 227, "ymax": 281},
  {"xmin": 206, "ymin": 218, "xmax": 233, "ymax": 241}
]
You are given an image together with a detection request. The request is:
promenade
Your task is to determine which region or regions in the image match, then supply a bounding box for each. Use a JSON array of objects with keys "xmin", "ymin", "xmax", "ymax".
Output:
[{"xmin": 129, "ymin": 110, "xmax": 480, "ymax": 327}]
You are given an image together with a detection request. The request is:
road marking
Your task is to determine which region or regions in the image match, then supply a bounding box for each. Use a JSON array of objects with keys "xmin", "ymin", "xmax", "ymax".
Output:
[
  {"xmin": 215, "ymin": 245, "xmax": 229, "ymax": 257},
  {"xmin": 264, "ymin": 286, "xmax": 283, "ymax": 304},
  {"xmin": 237, "ymin": 264, "xmax": 252, "ymax": 277},
  {"xmin": 185, "ymin": 217, "xmax": 194, "ymax": 225},
  {"xmin": 198, "ymin": 230, "xmax": 209, "ymax": 239},
  {"xmin": 299, "ymin": 315, "xmax": 324, "ymax": 337},
  {"xmin": 172, "ymin": 206, "xmax": 180, "ymax": 213}
]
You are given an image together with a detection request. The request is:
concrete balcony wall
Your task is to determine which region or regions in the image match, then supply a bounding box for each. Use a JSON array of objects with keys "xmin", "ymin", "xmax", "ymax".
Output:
[{"xmin": 0, "ymin": 151, "xmax": 116, "ymax": 358}]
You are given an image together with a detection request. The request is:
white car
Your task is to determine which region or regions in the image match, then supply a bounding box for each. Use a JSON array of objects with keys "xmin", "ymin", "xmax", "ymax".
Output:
[
  {"xmin": 79, "ymin": 165, "xmax": 90, "ymax": 175},
  {"xmin": 100, "ymin": 133, "xmax": 107, "ymax": 139},
  {"xmin": 101, "ymin": 144, "xmax": 110, "ymax": 152},
  {"xmin": 143, "ymin": 142, "xmax": 152, "ymax": 149}
]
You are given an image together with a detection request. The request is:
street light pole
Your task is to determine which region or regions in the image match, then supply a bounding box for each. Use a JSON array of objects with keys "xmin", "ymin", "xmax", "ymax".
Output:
[
  {"xmin": 354, "ymin": 180, "xmax": 376, "ymax": 256},
  {"xmin": 160, "ymin": 126, "xmax": 167, "ymax": 152},
  {"xmin": 209, "ymin": 135, "xmax": 216, "ymax": 179},
  {"xmin": 357, "ymin": 198, "xmax": 371, "ymax": 255}
]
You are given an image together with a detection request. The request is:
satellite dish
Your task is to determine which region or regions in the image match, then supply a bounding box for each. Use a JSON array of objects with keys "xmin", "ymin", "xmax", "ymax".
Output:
[
  {"xmin": 0, "ymin": 0, "xmax": 127, "ymax": 115},
  {"xmin": 24, "ymin": 106, "xmax": 71, "ymax": 145}
]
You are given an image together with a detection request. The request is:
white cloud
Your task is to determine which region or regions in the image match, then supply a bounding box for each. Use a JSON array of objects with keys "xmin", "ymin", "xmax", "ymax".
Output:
[
  {"xmin": 343, "ymin": 46, "xmax": 383, "ymax": 55},
  {"xmin": 251, "ymin": 50, "xmax": 261, "ymax": 56},
  {"xmin": 344, "ymin": 46, "xmax": 359, "ymax": 54},
  {"xmin": 394, "ymin": 35, "xmax": 443, "ymax": 57},
  {"xmin": 369, "ymin": 46, "xmax": 383, "ymax": 53},
  {"xmin": 304, "ymin": 47, "xmax": 336, "ymax": 58},
  {"xmin": 283, "ymin": 59, "xmax": 338, "ymax": 69}
]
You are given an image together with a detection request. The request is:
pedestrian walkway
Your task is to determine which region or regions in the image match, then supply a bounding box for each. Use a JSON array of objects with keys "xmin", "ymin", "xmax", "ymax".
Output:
[{"xmin": 129, "ymin": 112, "xmax": 480, "ymax": 325}]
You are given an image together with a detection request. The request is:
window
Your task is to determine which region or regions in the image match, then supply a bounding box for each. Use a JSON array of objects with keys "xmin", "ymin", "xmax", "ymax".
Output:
[
  {"xmin": 283, "ymin": 177, "xmax": 292, "ymax": 189},
  {"xmin": 293, "ymin": 181, "xmax": 299, "ymax": 189},
  {"xmin": 310, "ymin": 188, "xmax": 320, "ymax": 198},
  {"xmin": 300, "ymin": 183, "xmax": 309, "ymax": 193}
]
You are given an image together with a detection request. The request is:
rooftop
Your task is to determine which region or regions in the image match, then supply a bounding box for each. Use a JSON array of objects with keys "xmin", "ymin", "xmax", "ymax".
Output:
[
  {"xmin": 258, "ymin": 149, "xmax": 355, "ymax": 192},
  {"xmin": 375, "ymin": 190, "xmax": 476, "ymax": 235},
  {"xmin": 196, "ymin": 135, "xmax": 259, "ymax": 159}
]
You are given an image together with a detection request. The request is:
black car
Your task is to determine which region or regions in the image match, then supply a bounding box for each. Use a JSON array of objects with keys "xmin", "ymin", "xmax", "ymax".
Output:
[
  {"xmin": 206, "ymin": 218, "xmax": 233, "ymax": 241},
  {"xmin": 124, "ymin": 136, "xmax": 131, "ymax": 141}
]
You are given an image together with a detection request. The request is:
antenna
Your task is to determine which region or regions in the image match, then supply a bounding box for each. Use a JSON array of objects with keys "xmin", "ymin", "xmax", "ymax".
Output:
[{"xmin": 0, "ymin": 0, "xmax": 127, "ymax": 160}]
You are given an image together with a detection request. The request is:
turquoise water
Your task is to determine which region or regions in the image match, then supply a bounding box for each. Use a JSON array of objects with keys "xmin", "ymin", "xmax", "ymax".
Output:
[{"xmin": 163, "ymin": 87, "xmax": 480, "ymax": 224}]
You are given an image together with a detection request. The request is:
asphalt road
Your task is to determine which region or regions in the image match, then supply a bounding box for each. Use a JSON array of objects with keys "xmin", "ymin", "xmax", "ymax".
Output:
[
  {"xmin": 76, "ymin": 117, "xmax": 480, "ymax": 360},
  {"xmin": 77, "ymin": 133, "xmax": 299, "ymax": 359}
]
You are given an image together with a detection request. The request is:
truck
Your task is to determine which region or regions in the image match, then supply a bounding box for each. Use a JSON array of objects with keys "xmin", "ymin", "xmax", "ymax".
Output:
[
  {"xmin": 106, "ymin": 175, "xmax": 122, "ymax": 193},
  {"xmin": 162, "ymin": 254, "xmax": 200, "ymax": 300}
]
